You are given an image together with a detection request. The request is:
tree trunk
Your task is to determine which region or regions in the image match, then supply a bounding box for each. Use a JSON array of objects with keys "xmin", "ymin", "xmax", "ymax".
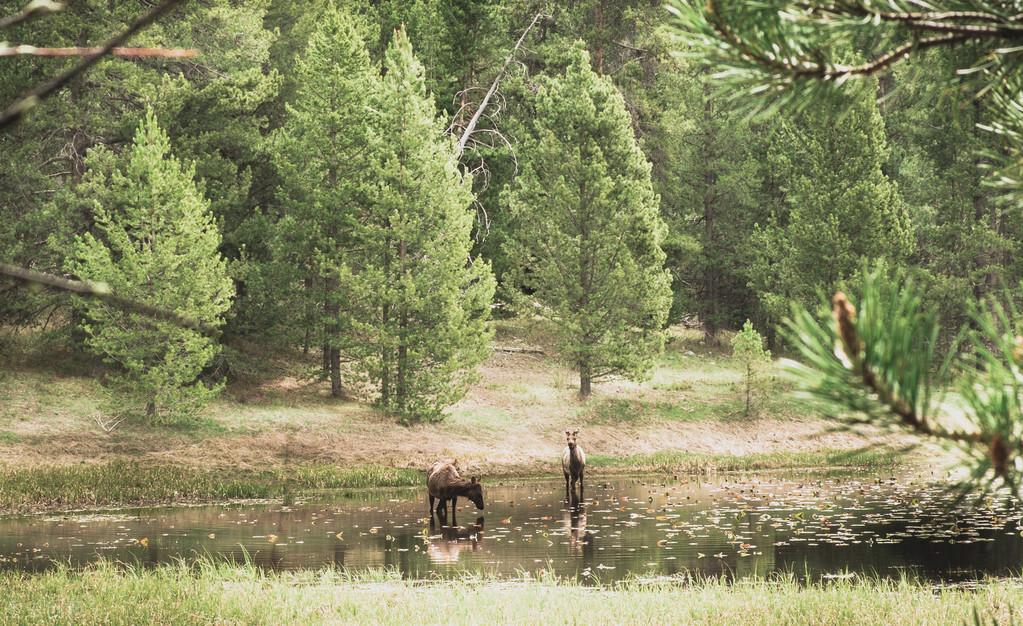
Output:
[
  {"xmin": 381, "ymin": 235, "xmax": 392, "ymax": 408},
  {"xmin": 579, "ymin": 360, "xmax": 592, "ymax": 398},
  {"xmin": 302, "ymin": 276, "xmax": 312, "ymax": 355},
  {"xmin": 396, "ymin": 239, "xmax": 408, "ymax": 413},
  {"xmin": 701, "ymin": 72, "xmax": 719, "ymax": 343},
  {"xmin": 325, "ymin": 276, "xmax": 342, "ymax": 398},
  {"xmin": 745, "ymin": 363, "xmax": 752, "ymax": 416}
]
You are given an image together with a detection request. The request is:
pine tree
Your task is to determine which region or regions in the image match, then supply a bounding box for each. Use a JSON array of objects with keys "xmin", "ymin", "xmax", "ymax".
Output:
[
  {"xmin": 731, "ymin": 320, "xmax": 771, "ymax": 416},
  {"xmin": 885, "ymin": 49, "xmax": 1021, "ymax": 346},
  {"xmin": 353, "ymin": 27, "xmax": 496, "ymax": 422},
  {"xmin": 272, "ymin": 2, "xmax": 377, "ymax": 397},
  {"xmin": 505, "ymin": 47, "xmax": 673, "ymax": 397},
  {"xmin": 0, "ymin": 0, "xmax": 277, "ymax": 336},
  {"xmin": 65, "ymin": 111, "xmax": 234, "ymax": 422},
  {"xmin": 747, "ymin": 87, "xmax": 913, "ymax": 326}
]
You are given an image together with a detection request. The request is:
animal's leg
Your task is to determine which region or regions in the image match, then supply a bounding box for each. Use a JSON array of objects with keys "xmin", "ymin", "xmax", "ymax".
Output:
[
  {"xmin": 450, "ymin": 497, "xmax": 458, "ymax": 524},
  {"xmin": 565, "ymin": 473, "xmax": 571, "ymax": 502},
  {"xmin": 579, "ymin": 472, "xmax": 584, "ymax": 500},
  {"xmin": 429, "ymin": 494, "xmax": 435, "ymax": 514}
]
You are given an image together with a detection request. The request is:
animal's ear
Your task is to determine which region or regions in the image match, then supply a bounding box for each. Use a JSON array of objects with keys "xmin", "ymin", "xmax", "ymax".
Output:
[
  {"xmin": 565, "ymin": 430, "xmax": 570, "ymax": 436},
  {"xmin": 573, "ymin": 430, "xmax": 579, "ymax": 436},
  {"xmin": 471, "ymin": 476, "xmax": 478, "ymax": 484}
]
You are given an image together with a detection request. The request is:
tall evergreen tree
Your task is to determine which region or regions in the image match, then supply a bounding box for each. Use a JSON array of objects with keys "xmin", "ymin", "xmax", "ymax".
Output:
[
  {"xmin": 65, "ymin": 111, "xmax": 234, "ymax": 421},
  {"xmin": 505, "ymin": 48, "xmax": 672, "ymax": 397},
  {"xmin": 352, "ymin": 27, "xmax": 495, "ymax": 421},
  {"xmin": 273, "ymin": 3, "xmax": 377, "ymax": 397},
  {"xmin": 885, "ymin": 50, "xmax": 1022, "ymax": 345},
  {"xmin": 747, "ymin": 86, "xmax": 913, "ymax": 326}
]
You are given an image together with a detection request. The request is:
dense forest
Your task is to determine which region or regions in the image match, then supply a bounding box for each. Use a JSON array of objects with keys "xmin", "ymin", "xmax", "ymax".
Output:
[{"xmin": 2, "ymin": 0, "xmax": 1018, "ymax": 422}]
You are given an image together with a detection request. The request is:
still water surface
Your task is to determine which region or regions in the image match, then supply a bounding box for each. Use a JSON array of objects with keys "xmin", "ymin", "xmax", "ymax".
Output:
[{"xmin": 2, "ymin": 473, "xmax": 1022, "ymax": 582}]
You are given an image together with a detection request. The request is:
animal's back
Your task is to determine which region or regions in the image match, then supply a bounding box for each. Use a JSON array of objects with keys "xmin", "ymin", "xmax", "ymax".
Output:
[{"xmin": 428, "ymin": 462, "xmax": 461, "ymax": 497}]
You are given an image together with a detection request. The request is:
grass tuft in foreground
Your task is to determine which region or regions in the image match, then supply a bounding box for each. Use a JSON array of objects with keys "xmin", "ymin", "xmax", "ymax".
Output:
[{"xmin": 0, "ymin": 560, "xmax": 1018, "ymax": 625}]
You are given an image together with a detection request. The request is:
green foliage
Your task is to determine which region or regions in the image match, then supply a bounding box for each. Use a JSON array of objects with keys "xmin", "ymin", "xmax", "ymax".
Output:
[
  {"xmin": 0, "ymin": 0, "xmax": 278, "ymax": 335},
  {"xmin": 271, "ymin": 2, "xmax": 378, "ymax": 395},
  {"xmin": 668, "ymin": 0, "xmax": 1023, "ymax": 495},
  {"xmin": 747, "ymin": 87, "xmax": 912, "ymax": 326},
  {"xmin": 885, "ymin": 50, "xmax": 1022, "ymax": 347},
  {"xmin": 665, "ymin": 0, "xmax": 1023, "ymax": 200},
  {"xmin": 779, "ymin": 264, "xmax": 1023, "ymax": 494},
  {"xmin": 504, "ymin": 47, "xmax": 672, "ymax": 396},
  {"xmin": 65, "ymin": 112, "xmax": 234, "ymax": 422},
  {"xmin": 731, "ymin": 320, "xmax": 771, "ymax": 415},
  {"xmin": 350, "ymin": 27, "xmax": 495, "ymax": 422},
  {"xmin": 781, "ymin": 265, "xmax": 944, "ymax": 432}
]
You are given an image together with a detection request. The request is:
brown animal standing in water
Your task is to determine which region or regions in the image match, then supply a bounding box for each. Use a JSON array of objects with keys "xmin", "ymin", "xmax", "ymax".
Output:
[
  {"xmin": 427, "ymin": 460, "xmax": 484, "ymax": 519},
  {"xmin": 562, "ymin": 430, "xmax": 586, "ymax": 500}
]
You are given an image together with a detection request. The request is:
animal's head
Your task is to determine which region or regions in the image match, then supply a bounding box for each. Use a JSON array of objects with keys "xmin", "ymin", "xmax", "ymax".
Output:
[
  {"xmin": 467, "ymin": 476, "xmax": 484, "ymax": 510},
  {"xmin": 565, "ymin": 430, "xmax": 580, "ymax": 450}
]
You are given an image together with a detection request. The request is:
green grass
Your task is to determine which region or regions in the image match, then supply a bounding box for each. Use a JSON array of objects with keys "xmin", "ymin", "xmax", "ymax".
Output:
[
  {"xmin": 0, "ymin": 431, "xmax": 21, "ymax": 444},
  {"xmin": 587, "ymin": 448, "xmax": 902, "ymax": 474},
  {"xmin": 586, "ymin": 397, "xmax": 738, "ymax": 424},
  {"xmin": 0, "ymin": 561, "xmax": 1016, "ymax": 625},
  {"xmin": 0, "ymin": 462, "xmax": 423, "ymax": 514}
]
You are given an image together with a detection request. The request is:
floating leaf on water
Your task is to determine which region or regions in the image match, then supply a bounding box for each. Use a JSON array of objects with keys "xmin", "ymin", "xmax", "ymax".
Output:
[
  {"xmin": 266, "ymin": 534, "xmax": 278, "ymax": 544},
  {"xmin": 137, "ymin": 537, "xmax": 149, "ymax": 547}
]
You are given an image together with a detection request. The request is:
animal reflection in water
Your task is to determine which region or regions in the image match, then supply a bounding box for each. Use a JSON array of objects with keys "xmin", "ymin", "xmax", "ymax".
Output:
[
  {"xmin": 563, "ymin": 492, "xmax": 595, "ymax": 556},
  {"xmin": 427, "ymin": 514, "xmax": 485, "ymax": 564}
]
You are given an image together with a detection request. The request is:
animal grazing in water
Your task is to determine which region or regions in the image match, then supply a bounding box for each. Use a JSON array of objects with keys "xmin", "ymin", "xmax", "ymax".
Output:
[
  {"xmin": 562, "ymin": 430, "xmax": 586, "ymax": 500},
  {"xmin": 427, "ymin": 460, "xmax": 484, "ymax": 520}
]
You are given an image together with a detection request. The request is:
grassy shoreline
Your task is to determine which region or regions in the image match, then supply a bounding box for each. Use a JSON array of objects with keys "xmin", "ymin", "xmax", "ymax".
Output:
[
  {"xmin": 0, "ymin": 447, "xmax": 900, "ymax": 515},
  {"xmin": 0, "ymin": 561, "xmax": 1018, "ymax": 625}
]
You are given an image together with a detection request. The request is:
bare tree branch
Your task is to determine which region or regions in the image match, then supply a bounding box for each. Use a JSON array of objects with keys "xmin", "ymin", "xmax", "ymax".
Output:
[
  {"xmin": 0, "ymin": 0, "xmax": 188, "ymax": 131},
  {"xmin": 0, "ymin": 45, "xmax": 198, "ymax": 58},
  {"xmin": 455, "ymin": 11, "xmax": 546, "ymax": 156},
  {"xmin": 0, "ymin": 263, "xmax": 214, "ymax": 334},
  {"xmin": 0, "ymin": 0, "xmax": 63, "ymax": 31}
]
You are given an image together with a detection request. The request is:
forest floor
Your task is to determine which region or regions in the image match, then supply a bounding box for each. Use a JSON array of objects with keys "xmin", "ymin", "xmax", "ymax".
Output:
[{"xmin": 0, "ymin": 320, "xmax": 919, "ymax": 512}]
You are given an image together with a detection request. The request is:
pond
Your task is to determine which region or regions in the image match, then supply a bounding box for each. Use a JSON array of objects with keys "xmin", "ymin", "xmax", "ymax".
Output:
[{"xmin": 1, "ymin": 473, "xmax": 1022, "ymax": 583}]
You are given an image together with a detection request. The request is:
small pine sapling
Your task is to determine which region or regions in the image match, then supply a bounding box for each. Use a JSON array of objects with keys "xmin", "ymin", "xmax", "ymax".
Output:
[{"xmin": 731, "ymin": 319, "xmax": 771, "ymax": 416}]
